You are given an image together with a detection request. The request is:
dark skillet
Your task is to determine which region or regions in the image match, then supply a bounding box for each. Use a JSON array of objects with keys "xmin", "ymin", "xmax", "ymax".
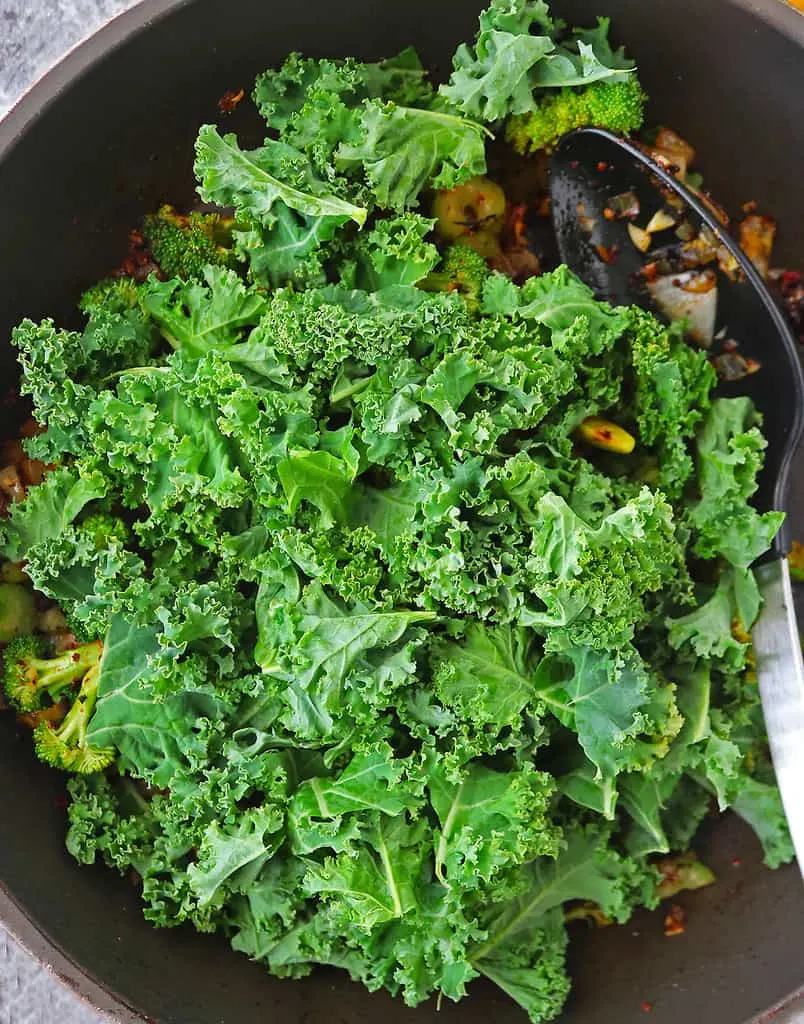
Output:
[{"xmin": 1, "ymin": 1, "xmax": 804, "ymax": 1022}]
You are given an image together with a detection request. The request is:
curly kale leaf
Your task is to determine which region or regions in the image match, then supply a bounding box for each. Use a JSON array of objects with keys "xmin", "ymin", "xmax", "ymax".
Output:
[
  {"xmin": 442, "ymin": 1, "xmax": 636, "ymax": 123},
  {"xmin": 0, "ymin": 466, "xmax": 107, "ymax": 563},
  {"xmin": 336, "ymin": 101, "xmax": 490, "ymax": 210},
  {"xmin": 666, "ymin": 567, "xmax": 761, "ymax": 671},
  {"xmin": 140, "ymin": 265, "xmax": 267, "ymax": 355},
  {"xmin": 469, "ymin": 825, "xmax": 657, "ymax": 1020},
  {"xmin": 253, "ymin": 49, "xmax": 433, "ymax": 138},
  {"xmin": 689, "ymin": 398, "xmax": 784, "ymax": 567},
  {"xmin": 194, "ymin": 126, "xmax": 366, "ymax": 286},
  {"xmin": 533, "ymin": 645, "xmax": 679, "ymax": 780},
  {"xmin": 428, "ymin": 760, "xmax": 560, "ymax": 887},
  {"xmin": 195, "ymin": 127, "xmax": 367, "ymax": 229}
]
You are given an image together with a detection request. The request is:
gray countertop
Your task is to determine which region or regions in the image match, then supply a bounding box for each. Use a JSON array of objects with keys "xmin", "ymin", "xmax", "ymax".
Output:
[{"xmin": 0, "ymin": 2, "xmax": 803, "ymax": 1023}]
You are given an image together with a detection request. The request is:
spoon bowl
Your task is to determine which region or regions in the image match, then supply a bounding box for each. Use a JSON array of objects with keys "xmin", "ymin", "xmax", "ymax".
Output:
[{"xmin": 548, "ymin": 127, "xmax": 804, "ymax": 542}]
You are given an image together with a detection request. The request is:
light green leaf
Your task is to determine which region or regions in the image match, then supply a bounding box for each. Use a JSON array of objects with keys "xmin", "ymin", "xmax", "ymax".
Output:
[
  {"xmin": 195, "ymin": 125, "xmax": 367, "ymax": 227},
  {"xmin": 337, "ymin": 101, "xmax": 489, "ymax": 210},
  {"xmin": 0, "ymin": 467, "xmax": 106, "ymax": 562}
]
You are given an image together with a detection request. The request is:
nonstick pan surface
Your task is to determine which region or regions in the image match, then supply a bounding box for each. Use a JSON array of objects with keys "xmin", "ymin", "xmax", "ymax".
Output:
[{"xmin": 1, "ymin": 1, "xmax": 803, "ymax": 1021}]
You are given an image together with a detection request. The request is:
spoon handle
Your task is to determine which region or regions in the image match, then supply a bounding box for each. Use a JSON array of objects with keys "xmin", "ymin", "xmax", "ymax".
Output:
[{"xmin": 753, "ymin": 558, "xmax": 804, "ymax": 873}]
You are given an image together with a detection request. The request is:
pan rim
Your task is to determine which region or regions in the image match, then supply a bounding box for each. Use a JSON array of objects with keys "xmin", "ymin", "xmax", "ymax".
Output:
[
  {"xmin": 0, "ymin": 0, "xmax": 803, "ymax": 1021},
  {"xmin": 1, "ymin": 0, "xmax": 803, "ymax": 155}
]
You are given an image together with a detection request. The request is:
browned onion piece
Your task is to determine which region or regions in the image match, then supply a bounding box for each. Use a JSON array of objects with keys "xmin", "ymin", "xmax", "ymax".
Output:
[
  {"xmin": 646, "ymin": 271, "xmax": 718, "ymax": 347},
  {"xmin": 739, "ymin": 213, "xmax": 776, "ymax": 279}
]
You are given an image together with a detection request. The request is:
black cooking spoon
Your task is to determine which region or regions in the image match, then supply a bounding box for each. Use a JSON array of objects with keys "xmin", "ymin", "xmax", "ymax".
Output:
[{"xmin": 548, "ymin": 127, "xmax": 804, "ymax": 871}]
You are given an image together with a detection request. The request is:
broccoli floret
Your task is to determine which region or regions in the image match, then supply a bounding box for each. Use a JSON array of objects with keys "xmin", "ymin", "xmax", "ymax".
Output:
[
  {"xmin": 79, "ymin": 277, "xmax": 141, "ymax": 317},
  {"xmin": 0, "ymin": 583, "xmax": 36, "ymax": 645},
  {"xmin": 506, "ymin": 77, "xmax": 647, "ymax": 155},
  {"xmin": 78, "ymin": 513, "xmax": 130, "ymax": 550},
  {"xmin": 2, "ymin": 635, "xmax": 102, "ymax": 712},
  {"xmin": 142, "ymin": 204, "xmax": 237, "ymax": 280},
  {"xmin": 419, "ymin": 242, "xmax": 491, "ymax": 312},
  {"xmin": 34, "ymin": 662, "xmax": 114, "ymax": 774}
]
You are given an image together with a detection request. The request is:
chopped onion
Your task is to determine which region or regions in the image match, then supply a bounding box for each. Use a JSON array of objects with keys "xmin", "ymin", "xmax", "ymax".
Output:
[
  {"xmin": 716, "ymin": 244, "xmax": 741, "ymax": 281},
  {"xmin": 661, "ymin": 189, "xmax": 686, "ymax": 212},
  {"xmin": 710, "ymin": 352, "xmax": 761, "ymax": 382},
  {"xmin": 655, "ymin": 127, "xmax": 696, "ymax": 168},
  {"xmin": 680, "ymin": 234, "xmax": 718, "ymax": 267},
  {"xmin": 649, "ymin": 147, "xmax": 687, "ymax": 180},
  {"xmin": 0, "ymin": 464, "xmax": 25, "ymax": 504},
  {"xmin": 697, "ymin": 191, "xmax": 730, "ymax": 227},
  {"xmin": 607, "ymin": 191, "xmax": 640, "ymax": 219},
  {"xmin": 739, "ymin": 214, "xmax": 776, "ymax": 279},
  {"xmin": 627, "ymin": 223, "xmax": 652, "ymax": 252},
  {"xmin": 646, "ymin": 209, "xmax": 677, "ymax": 234},
  {"xmin": 576, "ymin": 201, "xmax": 596, "ymax": 234},
  {"xmin": 646, "ymin": 272, "xmax": 718, "ymax": 347},
  {"xmin": 679, "ymin": 268, "xmax": 718, "ymax": 294}
]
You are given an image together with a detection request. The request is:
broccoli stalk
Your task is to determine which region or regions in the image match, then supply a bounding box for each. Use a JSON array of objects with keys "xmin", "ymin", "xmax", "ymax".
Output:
[
  {"xmin": 0, "ymin": 583, "xmax": 36, "ymax": 644},
  {"xmin": 419, "ymin": 243, "xmax": 491, "ymax": 312},
  {"xmin": 34, "ymin": 662, "xmax": 115, "ymax": 774},
  {"xmin": 506, "ymin": 77, "xmax": 647, "ymax": 155},
  {"xmin": 142, "ymin": 204, "xmax": 237, "ymax": 280},
  {"xmin": 2, "ymin": 636, "xmax": 102, "ymax": 712}
]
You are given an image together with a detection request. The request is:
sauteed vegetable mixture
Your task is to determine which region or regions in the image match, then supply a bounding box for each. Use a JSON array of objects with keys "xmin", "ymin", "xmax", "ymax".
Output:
[{"xmin": 0, "ymin": 2, "xmax": 796, "ymax": 1020}]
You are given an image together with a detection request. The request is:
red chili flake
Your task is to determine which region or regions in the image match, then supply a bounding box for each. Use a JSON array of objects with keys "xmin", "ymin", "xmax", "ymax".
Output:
[
  {"xmin": 641, "ymin": 1002, "xmax": 654, "ymax": 1013},
  {"xmin": 218, "ymin": 87, "xmax": 245, "ymax": 114},
  {"xmin": 71, "ymin": 652, "xmax": 81, "ymax": 663},
  {"xmin": 596, "ymin": 161, "xmax": 608, "ymax": 172},
  {"xmin": 535, "ymin": 195, "xmax": 551, "ymax": 217},
  {"xmin": 640, "ymin": 261, "xmax": 659, "ymax": 283},
  {"xmin": 732, "ymin": 857, "xmax": 742, "ymax": 868},
  {"xmin": 663, "ymin": 904, "xmax": 686, "ymax": 937},
  {"xmin": 570, "ymin": 160, "xmax": 580, "ymax": 169},
  {"xmin": 742, "ymin": 200, "xmax": 758, "ymax": 214},
  {"xmin": 595, "ymin": 243, "xmax": 619, "ymax": 264},
  {"xmin": 507, "ymin": 203, "xmax": 529, "ymax": 246},
  {"xmin": 782, "ymin": 270, "xmax": 802, "ymax": 287}
]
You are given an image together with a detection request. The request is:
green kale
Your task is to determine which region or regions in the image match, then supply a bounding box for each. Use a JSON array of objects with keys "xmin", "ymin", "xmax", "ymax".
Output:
[
  {"xmin": 336, "ymin": 101, "xmax": 491, "ymax": 210},
  {"xmin": 441, "ymin": 2, "xmax": 637, "ymax": 124},
  {"xmin": 2, "ymin": 5, "xmax": 789, "ymax": 1020}
]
